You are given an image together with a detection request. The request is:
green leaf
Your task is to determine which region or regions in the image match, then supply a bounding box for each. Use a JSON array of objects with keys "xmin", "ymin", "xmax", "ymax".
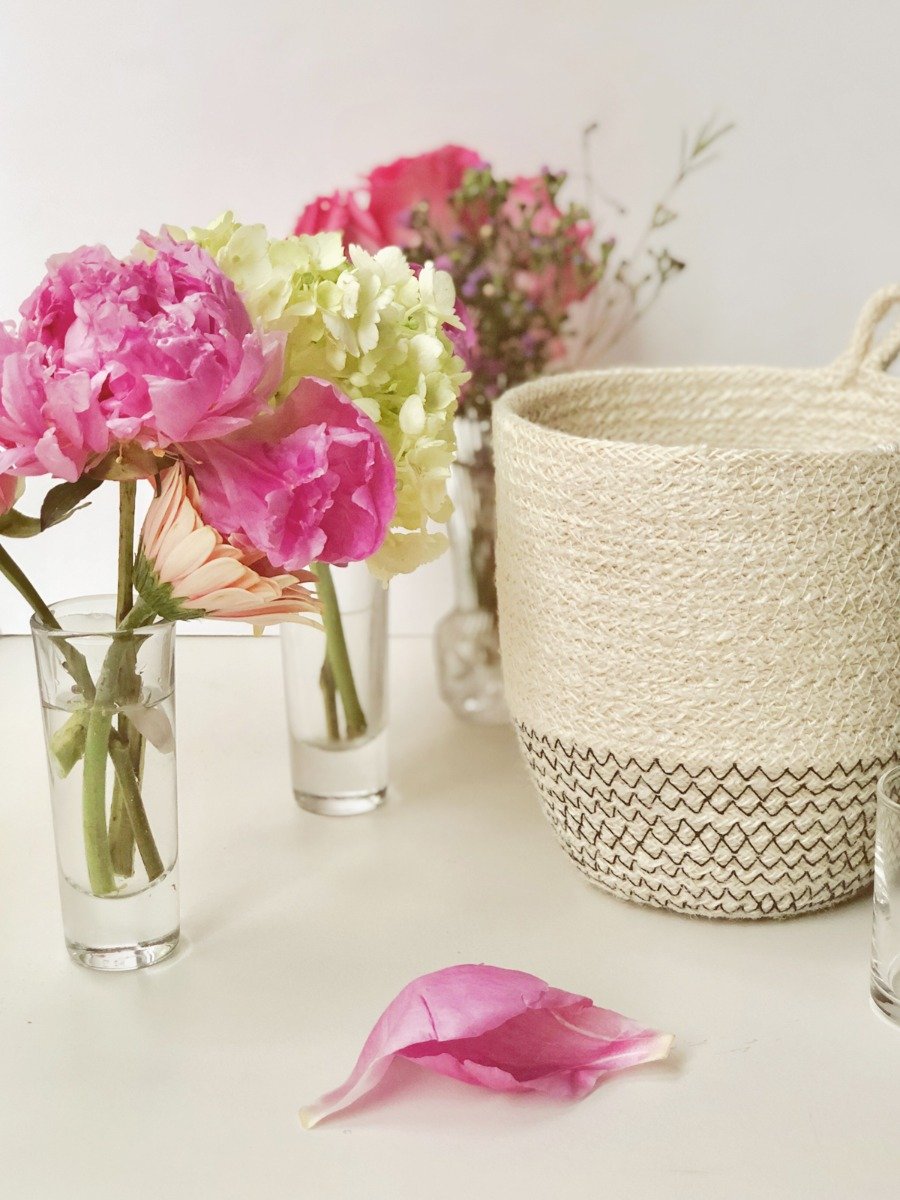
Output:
[
  {"xmin": 50, "ymin": 708, "xmax": 89, "ymax": 778},
  {"xmin": 0, "ymin": 509, "xmax": 43, "ymax": 538},
  {"xmin": 40, "ymin": 477, "xmax": 103, "ymax": 532}
]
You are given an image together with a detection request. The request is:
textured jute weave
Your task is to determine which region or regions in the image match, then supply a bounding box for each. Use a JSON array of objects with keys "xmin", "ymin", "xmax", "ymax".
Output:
[{"xmin": 494, "ymin": 287, "xmax": 900, "ymax": 918}]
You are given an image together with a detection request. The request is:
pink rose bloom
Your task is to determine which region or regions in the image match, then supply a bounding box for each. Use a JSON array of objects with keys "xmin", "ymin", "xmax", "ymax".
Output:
[
  {"xmin": 0, "ymin": 239, "xmax": 281, "ymax": 482},
  {"xmin": 187, "ymin": 377, "xmax": 396, "ymax": 572},
  {"xmin": 294, "ymin": 190, "xmax": 384, "ymax": 253},
  {"xmin": 366, "ymin": 144, "xmax": 486, "ymax": 248}
]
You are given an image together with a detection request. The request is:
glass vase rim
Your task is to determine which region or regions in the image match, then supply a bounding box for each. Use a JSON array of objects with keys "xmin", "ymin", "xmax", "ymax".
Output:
[
  {"xmin": 316, "ymin": 563, "xmax": 387, "ymax": 617},
  {"xmin": 30, "ymin": 593, "xmax": 173, "ymax": 639},
  {"xmin": 877, "ymin": 765, "xmax": 900, "ymax": 812}
]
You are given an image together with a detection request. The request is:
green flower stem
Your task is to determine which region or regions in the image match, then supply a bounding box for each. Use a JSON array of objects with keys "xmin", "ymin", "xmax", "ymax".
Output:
[
  {"xmin": 108, "ymin": 733, "xmax": 163, "ymax": 881},
  {"xmin": 312, "ymin": 563, "xmax": 368, "ymax": 740},
  {"xmin": 109, "ymin": 481, "xmax": 139, "ymax": 875},
  {"xmin": 107, "ymin": 789, "xmax": 135, "ymax": 878},
  {"xmin": 81, "ymin": 600, "xmax": 154, "ymax": 896},
  {"xmin": 111, "ymin": 718, "xmax": 146, "ymax": 877},
  {"xmin": 0, "ymin": 543, "xmax": 95, "ymax": 701},
  {"xmin": 0, "ymin": 541, "xmax": 161, "ymax": 890},
  {"xmin": 115, "ymin": 480, "xmax": 136, "ymax": 625},
  {"xmin": 319, "ymin": 659, "xmax": 341, "ymax": 741},
  {"xmin": 0, "ymin": 542, "xmax": 57, "ymax": 628}
]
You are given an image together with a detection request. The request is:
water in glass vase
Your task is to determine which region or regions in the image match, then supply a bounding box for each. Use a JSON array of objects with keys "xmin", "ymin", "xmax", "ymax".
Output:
[
  {"xmin": 40, "ymin": 681, "xmax": 179, "ymax": 971},
  {"xmin": 281, "ymin": 561, "xmax": 389, "ymax": 817},
  {"xmin": 289, "ymin": 728, "xmax": 389, "ymax": 816}
]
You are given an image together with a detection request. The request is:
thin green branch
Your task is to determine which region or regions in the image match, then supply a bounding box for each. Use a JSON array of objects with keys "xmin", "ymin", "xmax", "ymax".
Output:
[{"xmin": 312, "ymin": 564, "xmax": 368, "ymax": 740}]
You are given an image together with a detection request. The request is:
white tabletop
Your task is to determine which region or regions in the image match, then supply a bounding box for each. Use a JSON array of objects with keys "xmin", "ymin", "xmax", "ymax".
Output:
[{"xmin": 1, "ymin": 634, "xmax": 897, "ymax": 1199}]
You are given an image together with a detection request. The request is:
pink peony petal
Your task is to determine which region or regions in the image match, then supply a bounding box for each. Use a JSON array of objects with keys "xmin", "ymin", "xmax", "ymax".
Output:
[
  {"xmin": 300, "ymin": 965, "xmax": 673, "ymax": 1128},
  {"xmin": 0, "ymin": 239, "xmax": 278, "ymax": 483},
  {"xmin": 186, "ymin": 376, "xmax": 396, "ymax": 572}
]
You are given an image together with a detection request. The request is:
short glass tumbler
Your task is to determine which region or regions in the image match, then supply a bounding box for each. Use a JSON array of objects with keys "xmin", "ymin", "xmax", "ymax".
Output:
[
  {"xmin": 871, "ymin": 766, "xmax": 900, "ymax": 1021},
  {"xmin": 281, "ymin": 562, "xmax": 388, "ymax": 816},
  {"xmin": 31, "ymin": 596, "xmax": 179, "ymax": 971}
]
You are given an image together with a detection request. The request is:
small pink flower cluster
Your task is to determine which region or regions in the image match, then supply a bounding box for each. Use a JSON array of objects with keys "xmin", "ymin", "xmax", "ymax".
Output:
[
  {"xmin": 296, "ymin": 145, "xmax": 601, "ymax": 409},
  {"xmin": 0, "ymin": 236, "xmax": 397, "ymax": 620}
]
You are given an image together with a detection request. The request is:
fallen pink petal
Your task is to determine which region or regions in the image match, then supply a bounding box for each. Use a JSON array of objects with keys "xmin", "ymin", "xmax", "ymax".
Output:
[{"xmin": 300, "ymin": 964, "xmax": 673, "ymax": 1128}]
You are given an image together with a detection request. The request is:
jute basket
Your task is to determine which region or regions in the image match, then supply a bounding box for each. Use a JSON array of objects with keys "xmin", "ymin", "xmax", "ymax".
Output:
[{"xmin": 494, "ymin": 287, "xmax": 900, "ymax": 919}]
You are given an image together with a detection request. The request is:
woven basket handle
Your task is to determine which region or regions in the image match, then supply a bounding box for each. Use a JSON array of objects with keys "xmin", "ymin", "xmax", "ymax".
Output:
[{"xmin": 838, "ymin": 285, "xmax": 900, "ymax": 380}]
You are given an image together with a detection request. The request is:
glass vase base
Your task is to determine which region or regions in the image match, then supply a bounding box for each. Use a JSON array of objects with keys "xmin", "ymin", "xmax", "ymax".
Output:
[
  {"xmin": 435, "ymin": 609, "xmax": 509, "ymax": 726},
  {"xmin": 871, "ymin": 971, "xmax": 900, "ymax": 1025},
  {"xmin": 58, "ymin": 867, "xmax": 180, "ymax": 971},
  {"xmin": 294, "ymin": 788, "xmax": 386, "ymax": 817},
  {"xmin": 443, "ymin": 684, "xmax": 509, "ymax": 726},
  {"xmin": 67, "ymin": 929, "xmax": 179, "ymax": 972},
  {"xmin": 288, "ymin": 729, "xmax": 389, "ymax": 816}
]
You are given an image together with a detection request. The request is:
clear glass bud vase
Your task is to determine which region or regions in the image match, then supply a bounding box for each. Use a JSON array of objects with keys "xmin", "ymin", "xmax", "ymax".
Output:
[
  {"xmin": 435, "ymin": 413, "xmax": 509, "ymax": 724},
  {"xmin": 31, "ymin": 596, "xmax": 179, "ymax": 971},
  {"xmin": 281, "ymin": 562, "xmax": 389, "ymax": 816}
]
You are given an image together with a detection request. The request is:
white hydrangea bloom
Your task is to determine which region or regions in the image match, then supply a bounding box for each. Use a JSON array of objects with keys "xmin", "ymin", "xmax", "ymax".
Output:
[{"xmin": 185, "ymin": 213, "xmax": 469, "ymax": 578}]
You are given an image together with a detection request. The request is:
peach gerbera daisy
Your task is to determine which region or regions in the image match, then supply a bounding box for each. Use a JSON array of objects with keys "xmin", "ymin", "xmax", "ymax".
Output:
[{"xmin": 135, "ymin": 463, "xmax": 321, "ymax": 628}]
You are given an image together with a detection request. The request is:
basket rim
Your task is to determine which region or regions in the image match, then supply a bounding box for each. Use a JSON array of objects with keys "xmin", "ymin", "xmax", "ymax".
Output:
[{"xmin": 493, "ymin": 365, "xmax": 900, "ymax": 460}]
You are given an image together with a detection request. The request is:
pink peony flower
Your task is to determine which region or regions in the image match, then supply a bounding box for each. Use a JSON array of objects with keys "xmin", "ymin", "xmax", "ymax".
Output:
[
  {"xmin": 186, "ymin": 376, "xmax": 396, "ymax": 573},
  {"xmin": 0, "ymin": 329, "xmax": 109, "ymax": 482},
  {"xmin": 136, "ymin": 462, "xmax": 320, "ymax": 627},
  {"xmin": 366, "ymin": 145, "xmax": 486, "ymax": 248},
  {"xmin": 294, "ymin": 190, "xmax": 384, "ymax": 253},
  {"xmin": 300, "ymin": 964, "xmax": 674, "ymax": 1127},
  {"xmin": 0, "ymin": 239, "xmax": 282, "ymax": 482}
]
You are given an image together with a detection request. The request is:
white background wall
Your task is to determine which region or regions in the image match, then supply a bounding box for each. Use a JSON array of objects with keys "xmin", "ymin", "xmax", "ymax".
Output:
[{"xmin": 1, "ymin": 0, "xmax": 897, "ymax": 633}]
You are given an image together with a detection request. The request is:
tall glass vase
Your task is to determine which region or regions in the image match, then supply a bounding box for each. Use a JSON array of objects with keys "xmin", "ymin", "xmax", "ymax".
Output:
[
  {"xmin": 435, "ymin": 413, "xmax": 508, "ymax": 724},
  {"xmin": 281, "ymin": 562, "xmax": 388, "ymax": 816},
  {"xmin": 31, "ymin": 596, "xmax": 179, "ymax": 971}
]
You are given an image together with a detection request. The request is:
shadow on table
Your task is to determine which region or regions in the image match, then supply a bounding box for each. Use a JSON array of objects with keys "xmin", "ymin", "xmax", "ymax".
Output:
[{"xmin": 302, "ymin": 1053, "xmax": 680, "ymax": 1136}]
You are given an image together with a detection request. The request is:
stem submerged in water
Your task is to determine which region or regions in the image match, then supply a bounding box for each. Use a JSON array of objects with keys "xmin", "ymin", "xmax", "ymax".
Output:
[
  {"xmin": 312, "ymin": 563, "xmax": 368, "ymax": 740},
  {"xmin": 80, "ymin": 601, "xmax": 154, "ymax": 896},
  {"xmin": 109, "ymin": 481, "xmax": 138, "ymax": 875},
  {"xmin": 109, "ymin": 734, "xmax": 163, "ymax": 880},
  {"xmin": 319, "ymin": 658, "xmax": 341, "ymax": 741},
  {"xmin": 0, "ymin": 539, "xmax": 163, "ymax": 894}
]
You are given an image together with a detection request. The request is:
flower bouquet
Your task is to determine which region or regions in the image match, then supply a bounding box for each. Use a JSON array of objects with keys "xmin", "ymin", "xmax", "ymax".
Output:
[
  {"xmin": 0, "ymin": 219, "xmax": 467, "ymax": 968},
  {"xmin": 296, "ymin": 121, "xmax": 730, "ymax": 722}
]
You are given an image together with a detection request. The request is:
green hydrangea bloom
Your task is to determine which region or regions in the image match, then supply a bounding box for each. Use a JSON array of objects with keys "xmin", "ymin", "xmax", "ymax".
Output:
[{"xmin": 177, "ymin": 213, "xmax": 469, "ymax": 579}]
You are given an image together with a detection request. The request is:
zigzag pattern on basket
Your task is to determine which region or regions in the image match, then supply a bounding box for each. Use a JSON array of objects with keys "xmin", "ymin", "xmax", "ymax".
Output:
[{"xmin": 517, "ymin": 725, "xmax": 894, "ymax": 919}]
